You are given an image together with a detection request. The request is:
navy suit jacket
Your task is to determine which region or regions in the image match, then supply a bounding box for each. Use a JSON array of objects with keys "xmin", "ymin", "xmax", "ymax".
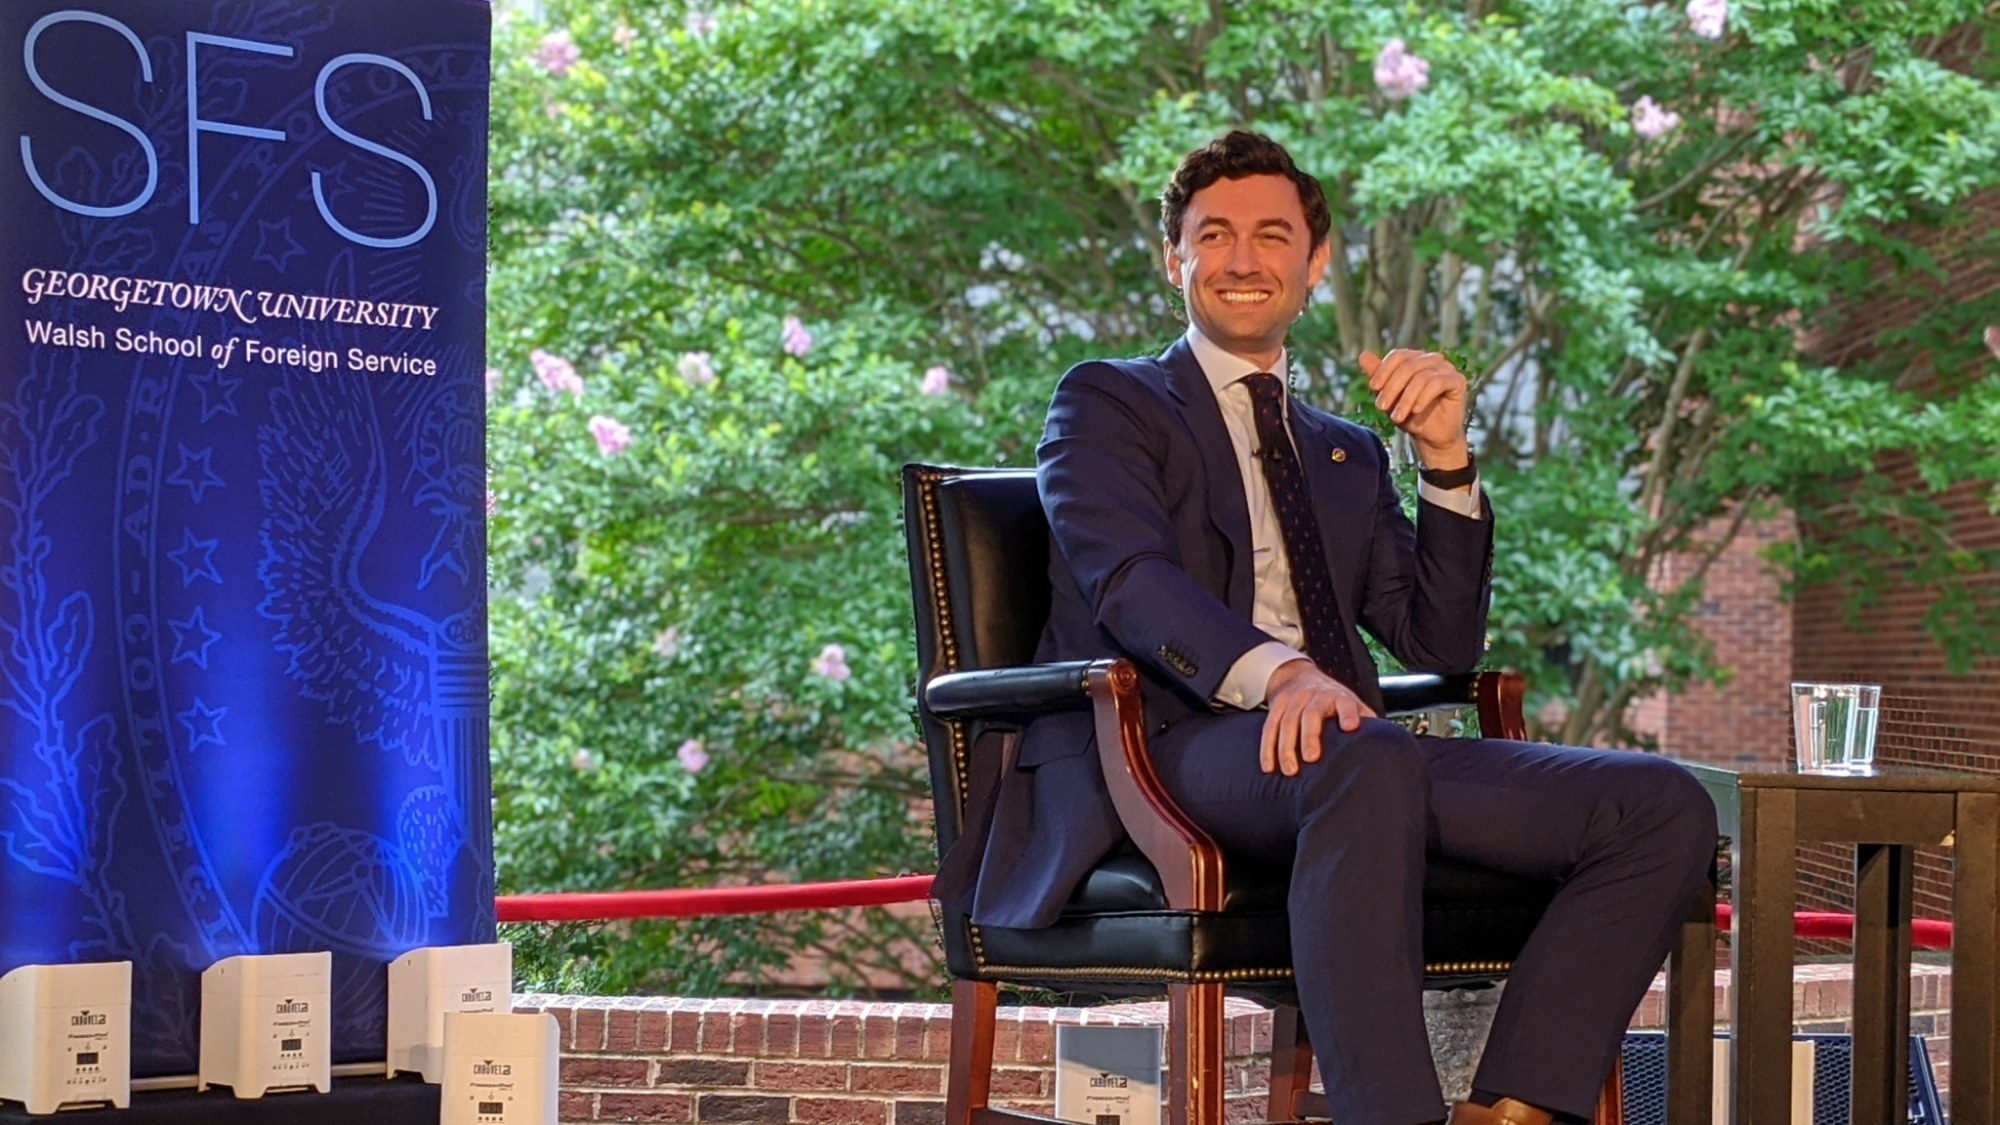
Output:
[{"xmin": 940, "ymin": 337, "xmax": 1495, "ymax": 929}]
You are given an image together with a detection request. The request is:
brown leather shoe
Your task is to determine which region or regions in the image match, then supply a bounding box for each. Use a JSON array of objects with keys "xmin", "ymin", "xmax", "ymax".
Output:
[{"xmin": 1445, "ymin": 1099, "xmax": 1554, "ymax": 1125}]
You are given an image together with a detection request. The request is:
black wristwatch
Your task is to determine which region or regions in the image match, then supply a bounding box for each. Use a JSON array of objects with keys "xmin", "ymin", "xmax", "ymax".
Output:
[{"xmin": 1419, "ymin": 451, "xmax": 1478, "ymax": 490}]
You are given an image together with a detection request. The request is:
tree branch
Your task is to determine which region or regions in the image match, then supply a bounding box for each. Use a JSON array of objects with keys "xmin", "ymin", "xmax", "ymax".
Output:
[
  {"xmin": 1635, "ymin": 132, "xmax": 1755, "ymax": 212},
  {"xmin": 1325, "ymin": 180, "xmax": 1365, "ymax": 358},
  {"xmin": 1637, "ymin": 326, "xmax": 1710, "ymax": 520},
  {"xmin": 1438, "ymin": 249, "xmax": 1465, "ymax": 348}
]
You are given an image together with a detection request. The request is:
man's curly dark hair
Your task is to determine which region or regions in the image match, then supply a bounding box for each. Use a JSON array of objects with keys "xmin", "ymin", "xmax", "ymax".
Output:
[{"xmin": 1160, "ymin": 130, "xmax": 1333, "ymax": 253}]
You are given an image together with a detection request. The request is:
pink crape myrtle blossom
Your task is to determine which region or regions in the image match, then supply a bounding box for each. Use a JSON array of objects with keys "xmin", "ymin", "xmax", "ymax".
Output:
[
  {"xmin": 676, "ymin": 739, "xmax": 709, "ymax": 773},
  {"xmin": 588, "ymin": 415, "xmax": 633, "ymax": 456},
  {"xmin": 484, "ymin": 367, "xmax": 503, "ymax": 397},
  {"xmin": 685, "ymin": 11, "xmax": 718, "ymax": 36},
  {"xmin": 485, "ymin": 488, "xmax": 497, "ymax": 517},
  {"xmin": 652, "ymin": 627, "xmax": 682, "ymax": 660},
  {"xmin": 570, "ymin": 748, "xmax": 598, "ymax": 772},
  {"xmin": 920, "ymin": 366, "xmax": 952, "ymax": 395},
  {"xmin": 1374, "ymin": 39, "xmax": 1430, "ymax": 100},
  {"xmin": 812, "ymin": 643, "xmax": 851, "ymax": 682},
  {"xmin": 1984, "ymin": 326, "xmax": 1999, "ymax": 360},
  {"xmin": 781, "ymin": 316, "xmax": 813, "ymax": 358},
  {"xmin": 531, "ymin": 349, "xmax": 584, "ymax": 397},
  {"xmin": 613, "ymin": 21, "xmax": 638, "ymax": 49},
  {"xmin": 1687, "ymin": 0, "xmax": 1727, "ymax": 39},
  {"xmin": 1632, "ymin": 96, "xmax": 1683, "ymax": 141},
  {"xmin": 534, "ymin": 29, "xmax": 580, "ymax": 76},
  {"xmin": 679, "ymin": 351, "xmax": 716, "ymax": 386}
]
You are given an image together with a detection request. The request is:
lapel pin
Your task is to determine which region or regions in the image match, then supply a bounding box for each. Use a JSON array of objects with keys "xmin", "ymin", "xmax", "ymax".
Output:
[{"xmin": 1329, "ymin": 448, "xmax": 1346, "ymax": 463}]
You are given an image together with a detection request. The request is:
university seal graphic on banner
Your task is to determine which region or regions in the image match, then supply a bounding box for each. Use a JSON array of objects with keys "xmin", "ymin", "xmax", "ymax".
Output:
[{"xmin": 0, "ymin": 0, "xmax": 493, "ymax": 1075}]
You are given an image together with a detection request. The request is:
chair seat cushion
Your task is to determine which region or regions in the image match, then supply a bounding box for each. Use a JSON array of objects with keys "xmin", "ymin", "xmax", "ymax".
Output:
[
  {"xmin": 956, "ymin": 852, "xmax": 1556, "ymax": 987},
  {"xmin": 1062, "ymin": 852, "xmax": 1289, "ymax": 914}
]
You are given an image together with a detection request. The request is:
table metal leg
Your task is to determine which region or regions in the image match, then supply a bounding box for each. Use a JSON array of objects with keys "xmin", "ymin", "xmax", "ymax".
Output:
[
  {"xmin": 1731, "ymin": 787, "xmax": 1797, "ymax": 1125},
  {"xmin": 1955, "ymin": 792, "xmax": 2000, "ymax": 1125},
  {"xmin": 1850, "ymin": 843, "xmax": 1914, "ymax": 1124}
]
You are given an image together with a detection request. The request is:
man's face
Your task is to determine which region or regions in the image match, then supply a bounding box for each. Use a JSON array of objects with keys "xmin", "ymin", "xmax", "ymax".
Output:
[{"xmin": 1164, "ymin": 174, "xmax": 1329, "ymax": 363}]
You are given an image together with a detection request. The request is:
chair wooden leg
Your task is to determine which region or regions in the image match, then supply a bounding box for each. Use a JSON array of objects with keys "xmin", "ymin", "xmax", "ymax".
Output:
[
  {"xmin": 1267, "ymin": 1004, "xmax": 1314, "ymax": 1122},
  {"xmin": 1168, "ymin": 982, "xmax": 1227, "ymax": 1125},
  {"xmin": 1593, "ymin": 1052, "xmax": 1626, "ymax": 1125},
  {"xmin": 947, "ymin": 979, "xmax": 997, "ymax": 1125}
]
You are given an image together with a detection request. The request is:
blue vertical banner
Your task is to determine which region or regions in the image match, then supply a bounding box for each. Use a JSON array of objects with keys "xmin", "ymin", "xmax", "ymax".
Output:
[{"xmin": 0, "ymin": 0, "xmax": 493, "ymax": 1075}]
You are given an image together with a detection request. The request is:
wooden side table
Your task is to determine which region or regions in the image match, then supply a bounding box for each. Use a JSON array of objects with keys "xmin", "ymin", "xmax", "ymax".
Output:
[{"xmin": 1674, "ymin": 762, "xmax": 2000, "ymax": 1125}]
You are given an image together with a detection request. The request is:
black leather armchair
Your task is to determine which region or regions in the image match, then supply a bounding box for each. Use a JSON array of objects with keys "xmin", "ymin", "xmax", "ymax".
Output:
[{"xmin": 904, "ymin": 464, "xmax": 1686, "ymax": 1125}]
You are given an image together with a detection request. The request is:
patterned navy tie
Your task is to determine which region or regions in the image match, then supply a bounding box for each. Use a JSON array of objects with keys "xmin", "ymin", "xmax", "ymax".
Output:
[{"xmin": 1243, "ymin": 373, "xmax": 1361, "ymax": 690}]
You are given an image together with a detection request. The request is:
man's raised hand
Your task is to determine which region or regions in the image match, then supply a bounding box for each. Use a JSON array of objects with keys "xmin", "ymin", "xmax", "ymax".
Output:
[
  {"xmin": 1359, "ymin": 349, "xmax": 1470, "ymax": 470},
  {"xmin": 1260, "ymin": 658, "xmax": 1377, "ymax": 776}
]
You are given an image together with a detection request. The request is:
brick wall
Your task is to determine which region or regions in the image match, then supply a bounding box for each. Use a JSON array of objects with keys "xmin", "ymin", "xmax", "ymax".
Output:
[
  {"xmin": 1787, "ymin": 187, "xmax": 1999, "ymax": 919},
  {"xmin": 1646, "ymin": 514, "xmax": 1797, "ymax": 768},
  {"xmin": 1648, "ymin": 188, "xmax": 1997, "ymax": 919},
  {"xmin": 1789, "ymin": 459, "xmax": 2000, "ymax": 920},
  {"xmin": 519, "ymin": 995, "xmax": 1279, "ymax": 1125},
  {"xmin": 523, "ymin": 965, "xmax": 1952, "ymax": 1124}
]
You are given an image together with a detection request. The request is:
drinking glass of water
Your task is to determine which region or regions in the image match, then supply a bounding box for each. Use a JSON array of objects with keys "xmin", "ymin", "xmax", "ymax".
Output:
[{"xmin": 1790, "ymin": 683, "xmax": 1881, "ymax": 774}]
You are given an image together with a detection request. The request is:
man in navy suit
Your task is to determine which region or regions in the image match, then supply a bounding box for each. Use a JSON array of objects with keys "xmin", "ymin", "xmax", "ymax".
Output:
[{"xmin": 941, "ymin": 132, "xmax": 1716, "ymax": 1125}]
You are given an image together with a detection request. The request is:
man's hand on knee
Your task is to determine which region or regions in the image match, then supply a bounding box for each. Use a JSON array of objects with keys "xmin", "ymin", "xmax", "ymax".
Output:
[{"xmin": 1260, "ymin": 659, "xmax": 1377, "ymax": 776}]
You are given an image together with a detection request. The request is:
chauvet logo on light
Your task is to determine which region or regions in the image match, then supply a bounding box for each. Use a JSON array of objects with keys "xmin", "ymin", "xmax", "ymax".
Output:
[
  {"xmin": 461, "ymin": 988, "xmax": 494, "ymax": 1004},
  {"xmin": 1090, "ymin": 1074, "xmax": 1128, "ymax": 1089},
  {"xmin": 71, "ymin": 1011, "xmax": 107, "ymax": 1026},
  {"xmin": 474, "ymin": 1060, "xmax": 513, "ymax": 1075},
  {"xmin": 274, "ymin": 999, "xmax": 310, "ymax": 1014}
]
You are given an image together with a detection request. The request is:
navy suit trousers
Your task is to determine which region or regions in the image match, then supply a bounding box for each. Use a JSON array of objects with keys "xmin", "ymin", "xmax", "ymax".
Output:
[{"xmin": 1149, "ymin": 715, "xmax": 1717, "ymax": 1125}]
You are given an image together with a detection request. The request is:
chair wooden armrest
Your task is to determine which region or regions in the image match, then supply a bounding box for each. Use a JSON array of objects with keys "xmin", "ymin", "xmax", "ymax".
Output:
[
  {"xmin": 1088, "ymin": 660, "xmax": 1227, "ymax": 911},
  {"xmin": 1468, "ymin": 670, "xmax": 1528, "ymax": 741},
  {"xmin": 1088, "ymin": 662, "xmax": 1530, "ymax": 913},
  {"xmin": 923, "ymin": 656, "xmax": 1528, "ymax": 914}
]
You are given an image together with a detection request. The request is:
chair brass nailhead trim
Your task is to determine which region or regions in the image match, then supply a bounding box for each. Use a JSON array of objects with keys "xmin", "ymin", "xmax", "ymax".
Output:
[
  {"xmin": 1424, "ymin": 960, "xmax": 1515, "ymax": 976},
  {"xmin": 915, "ymin": 469, "xmax": 959, "ymax": 672},
  {"xmin": 914, "ymin": 468, "xmax": 972, "ymax": 813},
  {"xmin": 949, "ymin": 724, "xmax": 971, "ymax": 820}
]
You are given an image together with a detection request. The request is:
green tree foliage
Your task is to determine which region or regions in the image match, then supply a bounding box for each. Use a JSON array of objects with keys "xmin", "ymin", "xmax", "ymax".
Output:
[{"xmin": 487, "ymin": 0, "xmax": 1999, "ymax": 993}]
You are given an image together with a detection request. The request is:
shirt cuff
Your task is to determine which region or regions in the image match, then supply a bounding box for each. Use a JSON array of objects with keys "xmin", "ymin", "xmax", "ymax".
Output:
[
  {"xmin": 1418, "ymin": 474, "xmax": 1483, "ymax": 520},
  {"xmin": 1213, "ymin": 641, "xmax": 1311, "ymax": 711}
]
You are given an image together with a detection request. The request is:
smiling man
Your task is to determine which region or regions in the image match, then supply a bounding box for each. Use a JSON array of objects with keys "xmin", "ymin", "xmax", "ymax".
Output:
[{"xmin": 940, "ymin": 131, "xmax": 1718, "ymax": 1125}]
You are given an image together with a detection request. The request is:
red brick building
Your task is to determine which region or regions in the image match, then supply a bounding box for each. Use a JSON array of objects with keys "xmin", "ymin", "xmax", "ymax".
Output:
[{"xmin": 1651, "ymin": 193, "xmax": 1998, "ymax": 919}]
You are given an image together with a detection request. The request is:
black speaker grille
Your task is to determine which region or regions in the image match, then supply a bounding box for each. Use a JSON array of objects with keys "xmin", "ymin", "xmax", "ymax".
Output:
[{"xmin": 1617, "ymin": 1033, "xmax": 1946, "ymax": 1124}]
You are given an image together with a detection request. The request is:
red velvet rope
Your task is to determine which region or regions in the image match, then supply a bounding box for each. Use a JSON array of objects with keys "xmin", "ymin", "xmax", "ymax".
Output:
[
  {"xmin": 1714, "ymin": 904, "xmax": 1952, "ymax": 950},
  {"xmin": 495, "ymin": 876, "xmax": 1953, "ymax": 950},
  {"xmin": 494, "ymin": 874, "xmax": 935, "ymax": 923}
]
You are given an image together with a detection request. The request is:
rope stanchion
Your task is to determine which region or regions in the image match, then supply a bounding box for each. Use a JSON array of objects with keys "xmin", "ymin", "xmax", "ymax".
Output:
[
  {"xmin": 496, "ymin": 874, "xmax": 935, "ymax": 923},
  {"xmin": 1714, "ymin": 903, "xmax": 1952, "ymax": 950},
  {"xmin": 496, "ymin": 875, "xmax": 1956, "ymax": 951}
]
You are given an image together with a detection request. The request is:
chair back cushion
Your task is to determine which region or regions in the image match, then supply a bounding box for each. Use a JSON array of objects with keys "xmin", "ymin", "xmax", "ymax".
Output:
[{"xmin": 903, "ymin": 464, "xmax": 1050, "ymax": 857}]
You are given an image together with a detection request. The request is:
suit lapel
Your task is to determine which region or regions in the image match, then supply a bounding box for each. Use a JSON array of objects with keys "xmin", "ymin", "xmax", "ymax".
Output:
[{"xmin": 1158, "ymin": 338, "xmax": 1254, "ymax": 614}]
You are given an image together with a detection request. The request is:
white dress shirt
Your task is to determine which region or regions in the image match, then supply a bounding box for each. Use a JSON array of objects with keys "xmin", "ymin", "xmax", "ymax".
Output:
[{"xmin": 1183, "ymin": 327, "xmax": 1482, "ymax": 711}]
